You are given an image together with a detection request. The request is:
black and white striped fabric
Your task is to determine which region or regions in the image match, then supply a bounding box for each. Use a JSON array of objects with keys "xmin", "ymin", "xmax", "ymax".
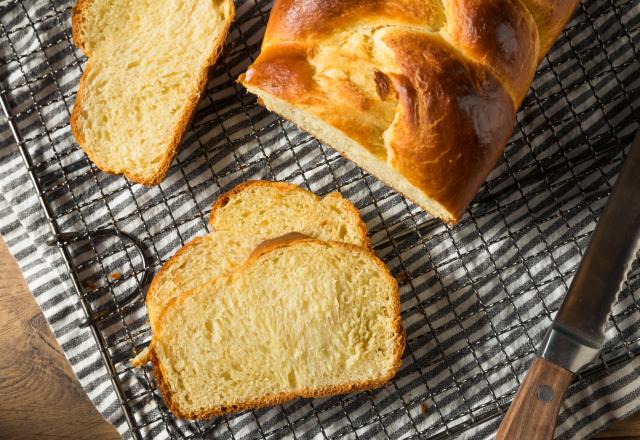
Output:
[{"xmin": 1, "ymin": 0, "xmax": 639, "ymax": 439}]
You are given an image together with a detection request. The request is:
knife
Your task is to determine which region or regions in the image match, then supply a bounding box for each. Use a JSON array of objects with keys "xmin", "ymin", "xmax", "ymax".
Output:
[{"xmin": 496, "ymin": 130, "xmax": 640, "ymax": 440}]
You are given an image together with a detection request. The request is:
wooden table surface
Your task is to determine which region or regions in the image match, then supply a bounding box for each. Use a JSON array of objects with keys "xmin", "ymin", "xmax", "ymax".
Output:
[{"xmin": 0, "ymin": 239, "xmax": 638, "ymax": 439}]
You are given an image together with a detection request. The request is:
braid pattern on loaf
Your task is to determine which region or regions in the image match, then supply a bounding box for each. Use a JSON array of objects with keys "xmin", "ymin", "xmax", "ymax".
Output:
[{"xmin": 240, "ymin": 0, "xmax": 580, "ymax": 222}]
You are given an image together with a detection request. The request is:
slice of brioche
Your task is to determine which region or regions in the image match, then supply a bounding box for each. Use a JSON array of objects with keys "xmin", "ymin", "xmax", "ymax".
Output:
[
  {"xmin": 133, "ymin": 181, "xmax": 369, "ymax": 366},
  {"xmin": 70, "ymin": 0, "xmax": 234, "ymax": 184},
  {"xmin": 150, "ymin": 236, "xmax": 404, "ymax": 419}
]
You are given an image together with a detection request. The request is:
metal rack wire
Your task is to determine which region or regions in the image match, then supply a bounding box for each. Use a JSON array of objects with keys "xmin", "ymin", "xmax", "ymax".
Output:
[{"xmin": 1, "ymin": 0, "xmax": 639, "ymax": 438}]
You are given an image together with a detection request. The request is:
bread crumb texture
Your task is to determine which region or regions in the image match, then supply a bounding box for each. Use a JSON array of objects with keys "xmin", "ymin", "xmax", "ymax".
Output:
[
  {"xmin": 71, "ymin": 0, "xmax": 234, "ymax": 184},
  {"xmin": 153, "ymin": 238, "xmax": 403, "ymax": 418},
  {"xmin": 144, "ymin": 181, "xmax": 369, "ymax": 334}
]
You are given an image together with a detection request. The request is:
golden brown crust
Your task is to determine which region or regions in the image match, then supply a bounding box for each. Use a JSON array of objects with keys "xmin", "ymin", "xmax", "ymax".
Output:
[
  {"xmin": 520, "ymin": 0, "xmax": 581, "ymax": 55},
  {"xmin": 240, "ymin": 0, "xmax": 580, "ymax": 223},
  {"xmin": 150, "ymin": 236, "xmax": 404, "ymax": 420},
  {"xmin": 382, "ymin": 32, "xmax": 516, "ymax": 222},
  {"xmin": 70, "ymin": 0, "xmax": 235, "ymax": 185},
  {"xmin": 444, "ymin": 0, "xmax": 540, "ymax": 104},
  {"xmin": 263, "ymin": 0, "xmax": 444, "ymax": 43},
  {"xmin": 242, "ymin": 32, "xmax": 515, "ymax": 222},
  {"xmin": 235, "ymin": 45, "xmax": 319, "ymax": 105},
  {"xmin": 71, "ymin": 0, "xmax": 91, "ymax": 55}
]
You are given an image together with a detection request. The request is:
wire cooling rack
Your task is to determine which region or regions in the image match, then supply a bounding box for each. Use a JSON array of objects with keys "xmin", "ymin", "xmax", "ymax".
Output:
[{"xmin": 1, "ymin": 0, "xmax": 639, "ymax": 438}]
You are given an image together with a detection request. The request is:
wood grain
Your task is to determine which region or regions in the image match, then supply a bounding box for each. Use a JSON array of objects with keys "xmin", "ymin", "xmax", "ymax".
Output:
[
  {"xmin": 0, "ymin": 238, "xmax": 637, "ymax": 439},
  {"xmin": 0, "ymin": 238, "xmax": 119, "ymax": 440},
  {"xmin": 596, "ymin": 417, "xmax": 640, "ymax": 439},
  {"xmin": 497, "ymin": 357, "xmax": 575, "ymax": 439}
]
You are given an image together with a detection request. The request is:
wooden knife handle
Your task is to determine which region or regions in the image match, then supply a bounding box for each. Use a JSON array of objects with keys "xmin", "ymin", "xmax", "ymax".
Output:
[{"xmin": 496, "ymin": 357, "xmax": 574, "ymax": 440}]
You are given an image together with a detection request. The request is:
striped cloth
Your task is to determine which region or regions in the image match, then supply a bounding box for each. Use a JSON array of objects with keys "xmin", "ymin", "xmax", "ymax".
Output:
[{"xmin": 1, "ymin": 0, "xmax": 639, "ymax": 439}]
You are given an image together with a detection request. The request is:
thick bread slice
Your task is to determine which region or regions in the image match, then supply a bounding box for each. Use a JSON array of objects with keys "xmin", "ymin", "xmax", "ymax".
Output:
[
  {"xmin": 133, "ymin": 181, "xmax": 369, "ymax": 366},
  {"xmin": 71, "ymin": 0, "xmax": 234, "ymax": 184},
  {"xmin": 150, "ymin": 236, "xmax": 404, "ymax": 419}
]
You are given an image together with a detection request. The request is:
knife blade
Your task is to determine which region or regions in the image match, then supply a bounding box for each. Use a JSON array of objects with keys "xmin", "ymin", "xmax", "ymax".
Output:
[
  {"xmin": 539, "ymin": 128, "xmax": 640, "ymax": 373},
  {"xmin": 497, "ymin": 129, "xmax": 640, "ymax": 440}
]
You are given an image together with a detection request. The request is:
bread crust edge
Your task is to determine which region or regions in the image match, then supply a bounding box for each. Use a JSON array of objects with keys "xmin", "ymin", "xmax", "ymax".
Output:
[
  {"xmin": 69, "ymin": 0, "xmax": 235, "ymax": 185},
  {"xmin": 149, "ymin": 236, "xmax": 404, "ymax": 420}
]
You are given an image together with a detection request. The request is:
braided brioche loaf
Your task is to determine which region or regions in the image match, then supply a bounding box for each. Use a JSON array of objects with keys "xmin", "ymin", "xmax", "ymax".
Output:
[{"xmin": 239, "ymin": 0, "xmax": 579, "ymax": 223}]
